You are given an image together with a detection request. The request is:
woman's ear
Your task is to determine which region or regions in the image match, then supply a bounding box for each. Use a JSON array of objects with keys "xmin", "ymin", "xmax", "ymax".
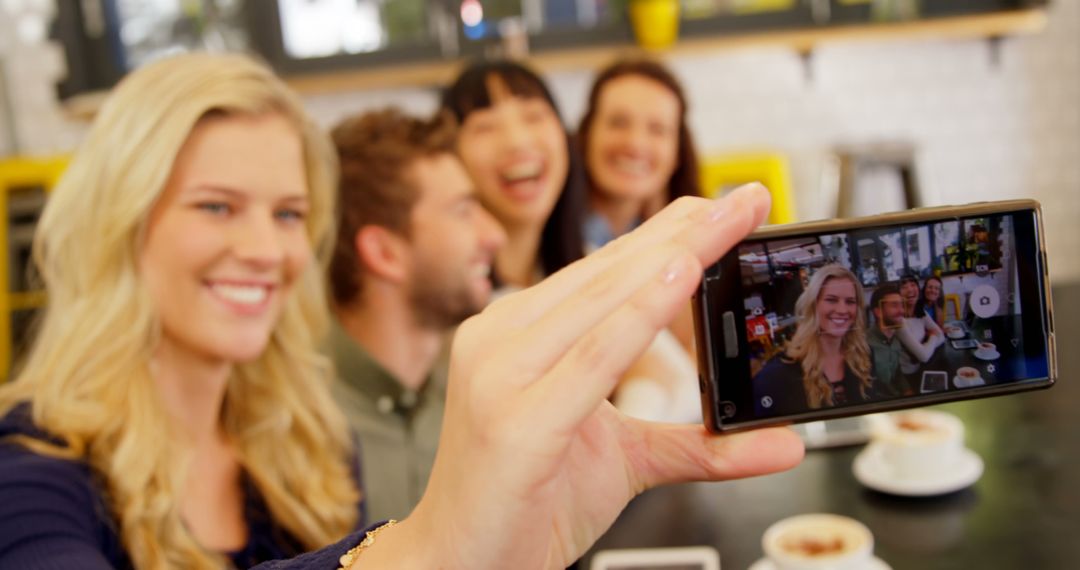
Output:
[{"xmin": 354, "ymin": 225, "xmax": 411, "ymax": 284}]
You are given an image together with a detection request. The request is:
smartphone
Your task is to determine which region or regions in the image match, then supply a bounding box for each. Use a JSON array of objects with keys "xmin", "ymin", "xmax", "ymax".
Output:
[{"xmin": 693, "ymin": 200, "xmax": 1056, "ymax": 433}]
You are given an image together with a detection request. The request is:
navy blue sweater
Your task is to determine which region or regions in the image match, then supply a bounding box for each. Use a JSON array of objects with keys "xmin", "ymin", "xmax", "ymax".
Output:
[{"xmin": 0, "ymin": 406, "xmax": 373, "ymax": 569}]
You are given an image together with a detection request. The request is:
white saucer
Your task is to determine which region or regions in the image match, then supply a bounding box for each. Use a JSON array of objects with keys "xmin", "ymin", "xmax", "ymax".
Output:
[
  {"xmin": 748, "ymin": 555, "xmax": 892, "ymax": 570},
  {"xmin": 953, "ymin": 375, "xmax": 986, "ymax": 388},
  {"xmin": 974, "ymin": 350, "xmax": 1000, "ymax": 361},
  {"xmin": 853, "ymin": 444, "xmax": 983, "ymax": 497}
]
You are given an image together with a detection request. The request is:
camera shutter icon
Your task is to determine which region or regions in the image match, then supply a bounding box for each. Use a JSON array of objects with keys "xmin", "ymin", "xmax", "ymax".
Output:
[{"xmin": 970, "ymin": 285, "xmax": 1000, "ymax": 318}]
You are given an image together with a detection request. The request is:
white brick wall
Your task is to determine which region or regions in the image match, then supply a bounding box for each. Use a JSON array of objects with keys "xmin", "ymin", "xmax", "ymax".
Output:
[
  {"xmin": 301, "ymin": 2, "xmax": 1080, "ymax": 281},
  {"xmin": 2, "ymin": 1, "xmax": 1077, "ymax": 279},
  {"xmin": 0, "ymin": 1, "xmax": 84, "ymax": 156}
]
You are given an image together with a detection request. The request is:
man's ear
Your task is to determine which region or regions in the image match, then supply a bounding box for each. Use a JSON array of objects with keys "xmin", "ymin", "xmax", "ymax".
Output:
[{"xmin": 355, "ymin": 225, "xmax": 410, "ymax": 284}]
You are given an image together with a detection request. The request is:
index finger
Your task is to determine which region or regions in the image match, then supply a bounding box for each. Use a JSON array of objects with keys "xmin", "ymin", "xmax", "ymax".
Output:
[{"xmin": 487, "ymin": 183, "xmax": 772, "ymax": 330}]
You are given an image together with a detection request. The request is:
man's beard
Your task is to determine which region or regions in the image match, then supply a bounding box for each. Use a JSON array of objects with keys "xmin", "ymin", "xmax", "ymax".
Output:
[
  {"xmin": 407, "ymin": 277, "xmax": 484, "ymax": 330},
  {"xmin": 881, "ymin": 314, "xmax": 904, "ymax": 329}
]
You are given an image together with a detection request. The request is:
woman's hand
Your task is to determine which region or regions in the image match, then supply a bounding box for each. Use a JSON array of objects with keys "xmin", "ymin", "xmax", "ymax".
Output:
[{"xmin": 360, "ymin": 184, "xmax": 805, "ymax": 569}]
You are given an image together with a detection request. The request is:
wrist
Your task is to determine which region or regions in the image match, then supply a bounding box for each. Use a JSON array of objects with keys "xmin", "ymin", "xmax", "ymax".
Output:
[{"xmin": 346, "ymin": 513, "xmax": 440, "ymax": 569}]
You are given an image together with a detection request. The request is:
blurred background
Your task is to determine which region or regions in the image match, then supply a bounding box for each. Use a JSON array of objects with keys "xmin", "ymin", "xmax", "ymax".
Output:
[{"xmin": 0, "ymin": 0, "xmax": 1076, "ymax": 372}]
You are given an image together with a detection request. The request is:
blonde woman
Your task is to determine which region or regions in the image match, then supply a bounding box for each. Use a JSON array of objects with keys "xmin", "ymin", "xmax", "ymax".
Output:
[
  {"xmin": 754, "ymin": 265, "xmax": 874, "ymax": 416},
  {"xmin": 0, "ymin": 53, "xmax": 360, "ymax": 568},
  {"xmin": 0, "ymin": 52, "xmax": 803, "ymax": 568}
]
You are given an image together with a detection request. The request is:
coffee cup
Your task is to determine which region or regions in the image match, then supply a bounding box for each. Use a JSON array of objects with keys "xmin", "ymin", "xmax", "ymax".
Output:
[
  {"xmin": 869, "ymin": 410, "xmax": 964, "ymax": 480},
  {"xmin": 762, "ymin": 514, "xmax": 874, "ymax": 570},
  {"xmin": 944, "ymin": 325, "xmax": 964, "ymax": 339},
  {"xmin": 956, "ymin": 366, "xmax": 981, "ymax": 382},
  {"xmin": 977, "ymin": 342, "xmax": 996, "ymax": 353}
]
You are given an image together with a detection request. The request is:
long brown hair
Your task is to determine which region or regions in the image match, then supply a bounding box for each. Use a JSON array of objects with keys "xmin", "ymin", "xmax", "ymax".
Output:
[
  {"xmin": 916, "ymin": 275, "xmax": 946, "ymax": 325},
  {"xmin": 577, "ymin": 58, "xmax": 700, "ymax": 216}
]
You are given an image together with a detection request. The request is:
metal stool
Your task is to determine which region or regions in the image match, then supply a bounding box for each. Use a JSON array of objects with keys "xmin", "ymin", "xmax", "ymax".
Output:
[{"xmin": 831, "ymin": 142, "xmax": 922, "ymax": 218}]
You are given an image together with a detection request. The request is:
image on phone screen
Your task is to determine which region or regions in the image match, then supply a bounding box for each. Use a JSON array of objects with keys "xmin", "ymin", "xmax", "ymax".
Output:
[
  {"xmin": 950, "ymin": 339, "xmax": 979, "ymax": 350},
  {"xmin": 697, "ymin": 205, "xmax": 1053, "ymax": 430},
  {"xmin": 920, "ymin": 370, "xmax": 949, "ymax": 393}
]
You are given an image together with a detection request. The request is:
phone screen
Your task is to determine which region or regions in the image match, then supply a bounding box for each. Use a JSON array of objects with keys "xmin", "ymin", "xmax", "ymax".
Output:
[{"xmin": 697, "ymin": 207, "xmax": 1053, "ymax": 430}]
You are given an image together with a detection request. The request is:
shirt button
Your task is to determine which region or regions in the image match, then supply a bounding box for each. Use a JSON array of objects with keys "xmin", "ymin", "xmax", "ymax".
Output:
[{"xmin": 377, "ymin": 395, "xmax": 394, "ymax": 414}]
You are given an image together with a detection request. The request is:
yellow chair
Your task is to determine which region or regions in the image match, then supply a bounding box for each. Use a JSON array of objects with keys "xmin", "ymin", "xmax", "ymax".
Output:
[
  {"xmin": 945, "ymin": 293, "xmax": 962, "ymax": 321},
  {"xmin": 0, "ymin": 156, "xmax": 68, "ymax": 379},
  {"xmin": 700, "ymin": 152, "xmax": 798, "ymax": 225}
]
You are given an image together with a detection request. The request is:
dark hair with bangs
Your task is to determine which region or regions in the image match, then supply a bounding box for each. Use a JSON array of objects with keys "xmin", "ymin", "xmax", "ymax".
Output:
[
  {"xmin": 578, "ymin": 58, "xmax": 700, "ymax": 209},
  {"xmin": 440, "ymin": 60, "xmax": 586, "ymax": 282},
  {"xmin": 899, "ymin": 274, "xmax": 925, "ymax": 317}
]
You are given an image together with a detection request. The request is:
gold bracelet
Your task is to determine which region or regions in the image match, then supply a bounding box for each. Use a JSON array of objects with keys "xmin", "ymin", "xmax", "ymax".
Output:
[{"xmin": 337, "ymin": 519, "xmax": 398, "ymax": 570}]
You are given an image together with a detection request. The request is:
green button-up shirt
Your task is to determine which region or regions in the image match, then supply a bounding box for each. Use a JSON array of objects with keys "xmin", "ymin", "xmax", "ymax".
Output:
[
  {"xmin": 326, "ymin": 321, "xmax": 446, "ymax": 523},
  {"xmin": 868, "ymin": 325, "xmax": 905, "ymax": 398}
]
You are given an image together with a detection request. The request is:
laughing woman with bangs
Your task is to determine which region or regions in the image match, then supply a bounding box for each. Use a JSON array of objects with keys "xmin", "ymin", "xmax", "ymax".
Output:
[{"xmin": 441, "ymin": 60, "xmax": 587, "ymax": 289}]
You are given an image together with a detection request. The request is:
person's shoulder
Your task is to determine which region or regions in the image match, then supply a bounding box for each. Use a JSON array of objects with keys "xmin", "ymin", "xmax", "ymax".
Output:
[
  {"xmin": 753, "ymin": 356, "xmax": 805, "ymax": 415},
  {"xmin": 0, "ymin": 441, "xmax": 97, "ymax": 500},
  {"xmin": 0, "ymin": 406, "xmax": 97, "ymax": 498},
  {"xmin": 866, "ymin": 326, "xmax": 891, "ymax": 346},
  {"xmin": 0, "ymin": 407, "xmax": 123, "ymax": 567},
  {"xmin": 754, "ymin": 355, "xmax": 804, "ymax": 395},
  {"xmin": 755, "ymin": 355, "xmax": 801, "ymax": 383}
]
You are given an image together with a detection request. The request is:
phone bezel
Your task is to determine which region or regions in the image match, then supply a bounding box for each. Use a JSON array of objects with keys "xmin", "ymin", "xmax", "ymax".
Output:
[{"xmin": 693, "ymin": 200, "xmax": 1056, "ymax": 433}]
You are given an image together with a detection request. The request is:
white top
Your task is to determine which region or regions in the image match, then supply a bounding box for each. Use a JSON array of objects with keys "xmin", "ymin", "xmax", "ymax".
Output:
[{"xmin": 897, "ymin": 314, "xmax": 945, "ymax": 374}]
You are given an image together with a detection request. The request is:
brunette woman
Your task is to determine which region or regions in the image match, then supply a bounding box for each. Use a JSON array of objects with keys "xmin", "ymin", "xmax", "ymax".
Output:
[{"xmin": 577, "ymin": 58, "xmax": 700, "ymax": 251}]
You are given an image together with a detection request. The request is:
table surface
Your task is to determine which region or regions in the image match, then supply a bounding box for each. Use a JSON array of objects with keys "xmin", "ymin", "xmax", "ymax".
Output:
[{"xmin": 583, "ymin": 283, "xmax": 1080, "ymax": 570}]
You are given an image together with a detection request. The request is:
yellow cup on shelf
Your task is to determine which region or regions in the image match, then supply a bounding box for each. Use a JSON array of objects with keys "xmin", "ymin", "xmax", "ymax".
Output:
[{"xmin": 629, "ymin": 0, "xmax": 680, "ymax": 50}]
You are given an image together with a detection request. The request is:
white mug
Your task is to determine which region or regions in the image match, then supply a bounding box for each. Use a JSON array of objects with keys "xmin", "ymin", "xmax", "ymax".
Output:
[
  {"xmin": 762, "ymin": 514, "xmax": 874, "ymax": 570},
  {"xmin": 870, "ymin": 410, "xmax": 965, "ymax": 479}
]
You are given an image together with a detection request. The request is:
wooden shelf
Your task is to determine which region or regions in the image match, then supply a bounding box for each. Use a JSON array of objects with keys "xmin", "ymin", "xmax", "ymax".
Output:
[
  {"xmin": 283, "ymin": 8, "xmax": 1047, "ymax": 97},
  {"xmin": 63, "ymin": 8, "xmax": 1047, "ymax": 118}
]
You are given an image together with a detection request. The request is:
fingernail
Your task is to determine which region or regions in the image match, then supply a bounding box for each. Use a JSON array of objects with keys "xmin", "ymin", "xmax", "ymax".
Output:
[{"xmin": 733, "ymin": 182, "xmax": 768, "ymax": 199}]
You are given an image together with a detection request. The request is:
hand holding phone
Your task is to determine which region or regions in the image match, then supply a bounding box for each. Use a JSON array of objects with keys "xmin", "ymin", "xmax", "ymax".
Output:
[{"xmin": 693, "ymin": 200, "xmax": 1056, "ymax": 433}]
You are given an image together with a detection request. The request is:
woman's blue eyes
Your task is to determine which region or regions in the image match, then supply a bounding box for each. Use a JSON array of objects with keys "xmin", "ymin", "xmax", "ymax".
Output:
[
  {"xmin": 275, "ymin": 209, "xmax": 306, "ymax": 222},
  {"xmin": 197, "ymin": 202, "xmax": 231, "ymax": 215},
  {"xmin": 195, "ymin": 202, "xmax": 305, "ymax": 223}
]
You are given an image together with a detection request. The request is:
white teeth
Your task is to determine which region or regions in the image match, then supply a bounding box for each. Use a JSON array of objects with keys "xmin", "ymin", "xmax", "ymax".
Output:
[
  {"xmin": 501, "ymin": 161, "xmax": 543, "ymax": 182},
  {"xmin": 211, "ymin": 284, "xmax": 268, "ymax": 305}
]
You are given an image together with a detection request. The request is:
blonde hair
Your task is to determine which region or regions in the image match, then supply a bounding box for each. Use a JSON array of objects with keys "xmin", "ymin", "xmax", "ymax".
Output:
[
  {"xmin": 783, "ymin": 265, "xmax": 872, "ymax": 408},
  {"xmin": 0, "ymin": 53, "xmax": 358, "ymax": 568}
]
